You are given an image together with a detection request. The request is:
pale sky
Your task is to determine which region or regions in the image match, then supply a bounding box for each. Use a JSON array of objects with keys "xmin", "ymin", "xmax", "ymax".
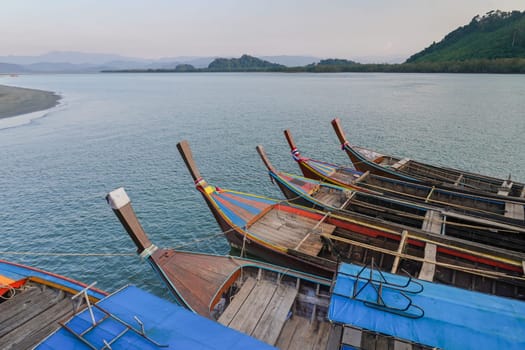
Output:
[{"xmin": 2, "ymin": 0, "xmax": 524, "ymax": 61}]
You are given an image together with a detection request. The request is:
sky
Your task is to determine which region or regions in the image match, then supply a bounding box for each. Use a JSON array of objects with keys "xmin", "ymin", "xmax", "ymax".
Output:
[{"xmin": 2, "ymin": 0, "xmax": 524, "ymax": 62}]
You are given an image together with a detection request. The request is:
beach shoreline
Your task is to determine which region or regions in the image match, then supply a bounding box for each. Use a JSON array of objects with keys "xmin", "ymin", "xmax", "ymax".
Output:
[{"xmin": 0, "ymin": 84, "xmax": 61, "ymax": 119}]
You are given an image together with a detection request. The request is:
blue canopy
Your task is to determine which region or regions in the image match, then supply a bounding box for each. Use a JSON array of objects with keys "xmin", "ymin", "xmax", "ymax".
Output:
[
  {"xmin": 329, "ymin": 263, "xmax": 525, "ymax": 350},
  {"xmin": 37, "ymin": 285, "xmax": 276, "ymax": 349}
]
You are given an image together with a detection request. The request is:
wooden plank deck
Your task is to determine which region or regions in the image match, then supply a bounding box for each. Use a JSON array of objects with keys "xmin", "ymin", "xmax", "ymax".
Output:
[
  {"xmin": 312, "ymin": 189, "xmax": 346, "ymax": 208},
  {"xmin": 252, "ymin": 282, "xmax": 300, "ymax": 344},
  {"xmin": 248, "ymin": 208, "xmax": 335, "ymax": 256},
  {"xmin": 0, "ymin": 283, "xmax": 77, "ymax": 350},
  {"xmin": 275, "ymin": 316, "xmax": 331, "ymax": 350},
  {"xmin": 219, "ymin": 277, "xmax": 299, "ymax": 345}
]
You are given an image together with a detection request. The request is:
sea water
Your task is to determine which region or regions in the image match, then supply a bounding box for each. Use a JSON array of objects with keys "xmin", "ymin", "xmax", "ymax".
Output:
[{"xmin": 1, "ymin": 73, "xmax": 524, "ymax": 299}]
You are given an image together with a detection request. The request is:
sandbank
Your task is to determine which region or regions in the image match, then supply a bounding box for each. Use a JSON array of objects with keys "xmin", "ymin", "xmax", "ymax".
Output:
[{"xmin": 0, "ymin": 84, "xmax": 61, "ymax": 119}]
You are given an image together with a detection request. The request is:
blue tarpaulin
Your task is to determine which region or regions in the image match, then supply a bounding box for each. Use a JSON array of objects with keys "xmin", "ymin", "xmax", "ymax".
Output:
[
  {"xmin": 37, "ymin": 285, "xmax": 276, "ymax": 349},
  {"xmin": 329, "ymin": 263, "xmax": 525, "ymax": 350}
]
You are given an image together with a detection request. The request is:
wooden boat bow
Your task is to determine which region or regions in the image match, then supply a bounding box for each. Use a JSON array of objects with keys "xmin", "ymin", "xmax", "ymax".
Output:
[
  {"xmin": 255, "ymin": 145, "xmax": 277, "ymax": 174},
  {"xmin": 177, "ymin": 140, "xmax": 204, "ymax": 183},
  {"xmin": 106, "ymin": 187, "xmax": 156, "ymax": 257},
  {"xmin": 331, "ymin": 117, "xmax": 350, "ymax": 148}
]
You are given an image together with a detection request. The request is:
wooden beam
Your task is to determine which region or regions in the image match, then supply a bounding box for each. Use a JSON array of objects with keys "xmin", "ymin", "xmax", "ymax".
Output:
[
  {"xmin": 394, "ymin": 341, "xmax": 413, "ymax": 350},
  {"xmin": 352, "ymin": 170, "xmax": 370, "ymax": 184},
  {"xmin": 504, "ymin": 202, "xmax": 525, "ymax": 221},
  {"xmin": 421, "ymin": 210, "xmax": 443, "ymax": 234},
  {"xmin": 453, "ymin": 174, "xmax": 464, "ymax": 186},
  {"xmin": 342, "ymin": 327, "xmax": 362, "ymax": 348},
  {"xmin": 251, "ymin": 283, "xmax": 298, "ymax": 345},
  {"xmin": 326, "ymin": 325, "xmax": 343, "ymax": 350},
  {"xmin": 391, "ymin": 230, "xmax": 408, "ymax": 273},
  {"xmin": 218, "ymin": 277, "xmax": 257, "ymax": 326},
  {"xmin": 294, "ymin": 212, "xmax": 330, "ymax": 250},
  {"xmin": 418, "ymin": 243, "xmax": 437, "ymax": 281},
  {"xmin": 391, "ymin": 158, "xmax": 410, "ymax": 170}
]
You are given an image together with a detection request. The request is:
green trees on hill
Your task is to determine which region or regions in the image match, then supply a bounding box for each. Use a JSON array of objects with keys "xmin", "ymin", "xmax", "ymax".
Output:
[
  {"xmin": 103, "ymin": 10, "xmax": 525, "ymax": 74},
  {"xmin": 207, "ymin": 55, "xmax": 285, "ymax": 71},
  {"xmin": 407, "ymin": 10, "xmax": 525, "ymax": 63}
]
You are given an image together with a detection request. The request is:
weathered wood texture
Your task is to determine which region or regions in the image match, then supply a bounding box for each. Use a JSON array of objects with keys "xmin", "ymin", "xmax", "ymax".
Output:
[
  {"xmin": 421, "ymin": 210, "xmax": 442, "ymax": 234},
  {"xmin": 248, "ymin": 208, "xmax": 335, "ymax": 256},
  {"xmin": 275, "ymin": 316, "xmax": 331, "ymax": 350},
  {"xmin": 505, "ymin": 202, "xmax": 525, "ymax": 220},
  {"xmin": 418, "ymin": 243, "xmax": 437, "ymax": 281},
  {"xmin": 219, "ymin": 277, "xmax": 299, "ymax": 345},
  {"xmin": 0, "ymin": 283, "xmax": 78, "ymax": 350}
]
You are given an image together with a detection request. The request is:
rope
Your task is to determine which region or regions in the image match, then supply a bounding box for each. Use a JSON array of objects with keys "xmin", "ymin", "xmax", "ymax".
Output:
[
  {"xmin": 0, "ymin": 228, "xmax": 237, "ymax": 258},
  {"xmin": 241, "ymin": 234, "xmax": 247, "ymax": 258},
  {"xmin": 0, "ymin": 284, "xmax": 16, "ymax": 300}
]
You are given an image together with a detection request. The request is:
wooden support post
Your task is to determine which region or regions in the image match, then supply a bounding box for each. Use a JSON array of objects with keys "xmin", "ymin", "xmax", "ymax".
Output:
[
  {"xmin": 418, "ymin": 243, "xmax": 437, "ymax": 281},
  {"xmin": 391, "ymin": 230, "xmax": 408, "ymax": 274},
  {"xmin": 453, "ymin": 174, "xmax": 464, "ymax": 186}
]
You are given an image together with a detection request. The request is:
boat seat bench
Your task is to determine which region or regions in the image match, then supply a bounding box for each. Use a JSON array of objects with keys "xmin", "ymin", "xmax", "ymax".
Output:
[
  {"xmin": 219, "ymin": 277, "xmax": 298, "ymax": 345},
  {"xmin": 391, "ymin": 158, "xmax": 410, "ymax": 170}
]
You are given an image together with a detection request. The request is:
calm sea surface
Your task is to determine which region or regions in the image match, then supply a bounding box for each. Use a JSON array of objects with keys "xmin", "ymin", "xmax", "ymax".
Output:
[{"xmin": 1, "ymin": 73, "xmax": 524, "ymax": 299}]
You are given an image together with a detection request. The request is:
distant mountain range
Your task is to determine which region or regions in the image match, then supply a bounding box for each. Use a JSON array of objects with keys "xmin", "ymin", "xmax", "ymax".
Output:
[
  {"xmin": 2, "ymin": 10, "xmax": 524, "ymax": 74},
  {"xmin": 0, "ymin": 51, "xmax": 321, "ymax": 73}
]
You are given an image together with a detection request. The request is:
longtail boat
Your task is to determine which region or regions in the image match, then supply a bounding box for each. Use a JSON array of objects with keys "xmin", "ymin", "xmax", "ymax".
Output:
[
  {"xmin": 0, "ymin": 259, "xmax": 105, "ymax": 349},
  {"xmin": 284, "ymin": 129, "xmax": 525, "ymax": 227},
  {"xmin": 332, "ymin": 117, "xmax": 525, "ymax": 201},
  {"xmin": 108, "ymin": 187, "xmax": 525, "ymax": 350},
  {"xmin": 38, "ymin": 285, "xmax": 272, "ymax": 350},
  {"xmin": 177, "ymin": 140, "xmax": 525, "ymax": 300},
  {"xmin": 1, "ymin": 260, "xmax": 271, "ymax": 349},
  {"xmin": 257, "ymin": 144, "xmax": 525, "ymax": 252}
]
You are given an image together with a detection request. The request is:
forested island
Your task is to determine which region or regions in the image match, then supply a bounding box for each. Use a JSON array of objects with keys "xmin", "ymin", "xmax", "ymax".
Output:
[{"xmin": 104, "ymin": 10, "xmax": 525, "ymax": 74}]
